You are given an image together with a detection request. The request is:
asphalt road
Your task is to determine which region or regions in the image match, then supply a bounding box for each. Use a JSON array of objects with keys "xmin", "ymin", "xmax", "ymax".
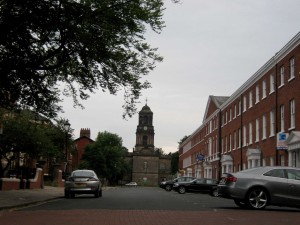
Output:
[
  {"xmin": 21, "ymin": 186, "xmax": 235, "ymax": 211},
  {"xmin": 1, "ymin": 187, "xmax": 300, "ymax": 225}
]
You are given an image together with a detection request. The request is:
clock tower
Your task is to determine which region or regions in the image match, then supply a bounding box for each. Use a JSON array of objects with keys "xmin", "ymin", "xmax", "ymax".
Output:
[
  {"xmin": 130, "ymin": 102, "xmax": 171, "ymax": 186},
  {"xmin": 134, "ymin": 103, "xmax": 155, "ymax": 152}
]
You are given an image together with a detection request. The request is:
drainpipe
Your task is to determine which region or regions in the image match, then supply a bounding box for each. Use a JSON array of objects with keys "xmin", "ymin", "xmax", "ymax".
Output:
[
  {"xmin": 240, "ymin": 95, "xmax": 244, "ymax": 170},
  {"xmin": 218, "ymin": 109, "xmax": 222, "ymax": 179},
  {"xmin": 275, "ymin": 61, "xmax": 278, "ymax": 166}
]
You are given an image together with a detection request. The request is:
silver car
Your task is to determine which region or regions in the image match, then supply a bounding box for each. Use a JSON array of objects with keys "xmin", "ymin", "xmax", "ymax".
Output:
[
  {"xmin": 218, "ymin": 166, "xmax": 300, "ymax": 209},
  {"xmin": 64, "ymin": 169, "xmax": 102, "ymax": 198}
]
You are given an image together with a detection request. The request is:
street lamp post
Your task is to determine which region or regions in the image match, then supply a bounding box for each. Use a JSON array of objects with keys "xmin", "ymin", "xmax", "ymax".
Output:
[{"xmin": 64, "ymin": 120, "xmax": 70, "ymax": 176}]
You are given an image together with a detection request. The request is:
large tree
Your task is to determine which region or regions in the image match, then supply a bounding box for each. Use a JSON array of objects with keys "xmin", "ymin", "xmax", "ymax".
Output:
[
  {"xmin": 170, "ymin": 151, "xmax": 179, "ymax": 174},
  {"xmin": 0, "ymin": 109, "xmax": 71, "ymax": 177},
  {"xmin": 0, "ymin": 0, "xmax": 178, "ymax": 118},
  {"xmin": 79, "ymin": 131, "xmax": 129, "ymax": 184}
]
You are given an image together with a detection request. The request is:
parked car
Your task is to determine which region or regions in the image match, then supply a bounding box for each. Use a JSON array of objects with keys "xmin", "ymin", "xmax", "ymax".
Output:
[
  {"xmin": 64, "ymin": 169, "xmax": 102, "ymax": 198},
  {"xmin": 217, "ymin": 166, "xmax": 300, "ymax": 209},
  {"xmin": 125, "ymin": 182, "xmax": 138, "ymax": 187},
  {"xmin": 160, "ymin": 176, "xmax": 196, "ymax": 191},
  {"xmin": 172, "ymin": 178, "xmax": 219, "ymax": 196}
]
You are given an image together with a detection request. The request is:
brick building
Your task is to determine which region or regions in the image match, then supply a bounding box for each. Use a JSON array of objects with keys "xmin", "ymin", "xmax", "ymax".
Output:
[
  {"xmin": 179, "ymin": 32, "xmax": 300, "ymax": 179},
  {"xmin": 72, "ymin": 128, "xmax": 94, "ymax": 170}
]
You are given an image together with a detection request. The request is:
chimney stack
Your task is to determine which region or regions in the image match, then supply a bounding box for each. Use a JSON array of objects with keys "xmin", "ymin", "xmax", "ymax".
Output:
[{"xmin": 80, "ymin": 128, "xmax": 91, "ymax": 138}]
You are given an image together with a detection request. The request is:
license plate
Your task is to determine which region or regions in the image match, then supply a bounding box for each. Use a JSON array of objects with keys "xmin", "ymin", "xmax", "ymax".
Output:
[{"xmin": 75, "ymin": 183, "xmax": 86, "ymax": 187}]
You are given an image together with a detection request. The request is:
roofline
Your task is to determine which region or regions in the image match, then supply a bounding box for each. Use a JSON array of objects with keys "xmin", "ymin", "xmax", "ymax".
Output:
[{"xmin": 221, "ymin": 31, "xmax": 300, "ymax": 109}]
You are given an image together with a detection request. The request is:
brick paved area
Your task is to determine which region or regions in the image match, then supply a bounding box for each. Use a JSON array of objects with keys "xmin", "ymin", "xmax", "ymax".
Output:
[{"xmin": 1, "ymin": 209, "xmax": 300, "ymax": 225}]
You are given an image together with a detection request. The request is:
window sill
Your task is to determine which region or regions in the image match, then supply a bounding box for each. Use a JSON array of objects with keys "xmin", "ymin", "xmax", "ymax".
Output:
[
  {"xmin": 288, "ymin": 127, "xmax": 295, "ymax": 131},
  {"xmin": 288, "ymin": 76, "xmax": 295, "ymax": 82}
]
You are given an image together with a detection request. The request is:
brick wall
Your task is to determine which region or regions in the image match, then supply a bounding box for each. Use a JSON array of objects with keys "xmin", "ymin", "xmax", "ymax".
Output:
[{"xmin": 179, "ymin": 33, "xmax": 300, "ymax": 178}]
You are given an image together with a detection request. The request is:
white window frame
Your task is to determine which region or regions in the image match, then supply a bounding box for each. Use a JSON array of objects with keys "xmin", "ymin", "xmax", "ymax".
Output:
[
  {"xmin": 249, "ymin": 122, "xmax": 253, "ymax": 145},
  {"xmin": 208, "ymin": 138, "xmax": 212, "ymax": 156},
  {"xmin": 270, "ymin": 74, "xmax": 275, "ymax": 94},
  {"xmin": 215, "ymin": 136, "xmax": 218, "ymax": 153},
  {"xmin": 280, "ymin": 66, "xmax": 284, "ymax": 87},
  {"xmin": 238, "ymin": 128, "xmax": 241, "ymax": 148},
  {"xmin": 225, "ymin": 136, "xmax": 228, "ymax": 153},
  {"xmin": 262, "ymin": 115, "xmax": 267, "ymax": 140},
  {"xmin": 262, "ymin": 80, "xmax": 267, "ymax": 99},
  {"xmin": 289, "ymin": 57, "xmax": 295, "ymax": 81},
  {"xmin": 249, "ymin": 91, "xmax": 253, "ymax": 108},
  {"xmin": 270, "ymin": 110, "xmax": 275, "ymax": 137},
  {"xmin": 222, "ymin": 114, "xmax": 224, "ymax": 127},
  {"xmin": 233, "ymin": 130, "xmax": 236, "ymax": 150},
  {"xmin": 255, "ymin": 85, "xmax": 260, "ymax": 104},
  {"xmin": 270, "ymin": 157, "xmax": 275, "ymax": 166},
  {"xmin": 234, "ymin": 104, "xmax": 236, "ymax": 119},
  {"xmin": 243, "ymin": 96, "xmax": 247, "ymax": 112},
  {"xmin": 256, "ymin": 118, "xmax": 259, "ymax": 142},
  {"xmin": 280, "ymin": 155, "xmax": 285, "ymax": 166},
  {"xmin": 290, "ymin": 99, "xmax": 295, "ymax": 129},
  {"xmin": 229, "ymin": 108, "xmax": 232, "ymax": 122},
  {"xmin": 280, "ymin": 105, "xmax": 285, "ymax": 132},
  {"xmin": 243, "ymin": 125, "xmax": 247, "ymax": 146},
  {"xmin": 229, "ymin": 134, "xmax": 232, "ymax": 152}
]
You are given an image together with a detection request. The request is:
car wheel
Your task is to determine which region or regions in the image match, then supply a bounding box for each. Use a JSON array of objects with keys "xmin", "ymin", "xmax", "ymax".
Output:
[
  {"xmin": 95, "ymin": 190, "xmax": 99, "ymax": 198},
  {"xmin": 165, "ymin": 184, "xmax": 172, "ymax": 191},
  {"xmin": 246, "ymin": 187, "xmax": 268, "ymax": 209},
  {"xmin": 211, "ymin": 188, "xmax": 219, "ymax": 197},
  {"xmin": 70, "ymin": 193, "xmax": 75, "ymax": 198},
  {"xmin": 234, "ymin": 199, "xmax": 248, "ymax": 208},
  {"xmin": 99, "ymin": 189, "xmax": 102, "ymax": 197},
  {"xmin": 178, "ymin": 186, "xmax": 186, "ymax": 194}
]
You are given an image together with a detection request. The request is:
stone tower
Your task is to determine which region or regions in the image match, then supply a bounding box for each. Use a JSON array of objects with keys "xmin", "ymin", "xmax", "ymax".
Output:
[
  {"xmin": 134, "ymin": 104, "xmax": 155, "ymax": 153},
  {"xmin": 131, "ymin": 103, "xmax": 160, "ymax": 186}
]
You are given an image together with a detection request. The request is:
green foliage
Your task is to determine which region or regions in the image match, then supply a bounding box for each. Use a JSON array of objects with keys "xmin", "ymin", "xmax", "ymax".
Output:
[
  {"xmin": 0, "ymin": 0, "xmax": 174, "ymax": 118},
  {"xmin": 80, "ymin": 131, "xmax": 130, "ymax": 184},
  {"xmin": 0, "ymin": 109, "xmax": 71, "ymax": 177},
  {"xmin": 171, "ymin": 151, "xmax": 179, "ymax": 174},
  {"xmin": 154, "ymin": 147, "xmax": 164, "ymax": 155},
  {"xmin": 178, "ymin": 135, "xmax": 190, "ymax": 145}
]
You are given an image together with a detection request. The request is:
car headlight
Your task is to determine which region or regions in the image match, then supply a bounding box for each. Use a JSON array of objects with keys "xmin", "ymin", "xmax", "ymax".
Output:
[
  {"xmin": 173, "ymin": 183, "xmax": 179, "ymax": 187},
  {"xmin": 161, "ymin": 181, "xmax": 166, "ymax": 185}
]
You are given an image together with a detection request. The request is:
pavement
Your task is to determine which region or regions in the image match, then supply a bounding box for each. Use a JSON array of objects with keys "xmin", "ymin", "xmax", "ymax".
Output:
[{"xmin": 0, "ymin": 186, "xmax": 113, "ymax": 211}]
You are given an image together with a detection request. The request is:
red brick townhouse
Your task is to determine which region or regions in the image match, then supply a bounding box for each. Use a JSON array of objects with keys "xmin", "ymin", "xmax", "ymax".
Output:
[{"xmin": 179, "ymin": 32, "xmax": 300, "ymax": 179}]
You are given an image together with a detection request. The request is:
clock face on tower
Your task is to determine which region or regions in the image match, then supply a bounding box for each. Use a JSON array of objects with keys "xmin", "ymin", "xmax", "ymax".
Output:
[{"xmin": 143, "ymin": 126, "xmax": 148, "ymax": 131}]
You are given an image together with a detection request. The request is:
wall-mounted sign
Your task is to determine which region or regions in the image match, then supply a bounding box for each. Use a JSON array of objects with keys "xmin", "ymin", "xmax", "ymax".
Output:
[
  {"xmin": 196, "ymin": 153, "xmax": 205, "ymax": 162},
  {"xmin": 277, "ymin": 132, "xmax": 289, "ymax": 150}
]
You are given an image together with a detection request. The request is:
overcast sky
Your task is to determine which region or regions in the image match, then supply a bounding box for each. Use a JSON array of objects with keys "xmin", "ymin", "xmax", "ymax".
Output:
[{"xmin": 59, "ymin": 0, "xmax": 300, "ymax": 154}]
